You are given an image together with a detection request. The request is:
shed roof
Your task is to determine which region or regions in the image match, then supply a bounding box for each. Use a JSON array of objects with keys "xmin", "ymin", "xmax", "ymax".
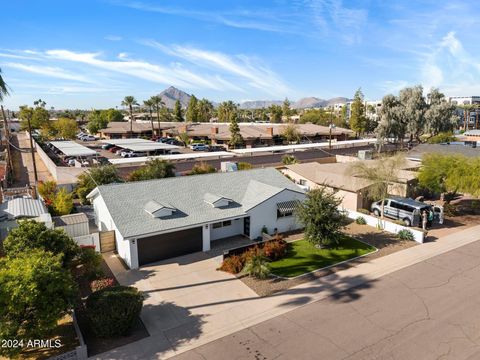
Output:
[
  {"xmin": 53, "ymin": 213, "xmax": 89, "ymax": 227},
  {"xmin": 88, "ymin": 168, "xmax": 304, "ymax": 238},
  {"xmin": 0, "ymin": 197, "xmax": 48, "ymax": 219}
]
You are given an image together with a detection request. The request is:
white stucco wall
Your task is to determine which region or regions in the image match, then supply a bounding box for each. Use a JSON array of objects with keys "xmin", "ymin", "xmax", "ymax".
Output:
[
  {"xmin": 210, "ymin": 217, "xmax": 244, "ymax": 241},
  {"xmin": 92, "ymin": 194, "xmax": 134, "ymax": 268},
  {"xmin": 248, "ymin": 189, "xmax": 305, "ymax": 239}
]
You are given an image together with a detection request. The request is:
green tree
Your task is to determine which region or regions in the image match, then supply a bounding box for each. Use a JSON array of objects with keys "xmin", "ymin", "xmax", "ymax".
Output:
[
  {"xmin": 197, "ymin": 98, "xmax": 214, "ymax": 122},
  {"xmin": 177, "ymin": 132, "xmax": 190, "ymax": 147},
  {"xmin": 281, "ymin": 123, "xmax": 301, "ymax": 143},
  {"xmin": 52, "ymin": 117, "xmax": 78, "ymax": 139},
  {"xmin": 0, "ymin": 250, "xmax": 77, "ymax": 357},
  {"xmin": 228, "ymin": 113, "xmax": 244, "ymax": 149},
  {"xmin": 53, "ymin": 188, "xmax": 74, "ymax": 215},
  {"xmin": 295, "ymin": 187, "xmax": 346, "ymax": 246},
  {"xmin": 86, "ymin": 109, "xmax": 109, "ymax": 134},
  {"xmin": 76, "ymin": 165, "xmax": 123, "ymax": 204},
  {"xmin": 0, "ymin": 67, "xmax": 9, "ymax": 101},
  {"xmin": 217, "ymin": 101, "xmax": 238, "ymax": 122},
  {"xmin": 128, "ymin": 159, "xmax": 175, "ymax": 181},
  {"xmin": 299, "ymin": 109, "xmax": 331, "ymax": 125},
  {"xmin": 349, "ymin": 154, "xmax": 406, "ymax": 218},
  {"xmin": 174, "ymin": 99, "xmax": 184, "ymax": 122},
  {"xmin": 38, "ymin": 180, "xmax": 58, "ymax": 206},
  {"xmin": 121, "ymin": 96, "xmax": 139, "ymax": 138},
  {"xmin": 103, "ymin": 108, "xmax": 124, "ymax": 122},
  {"xmin": 190, "ymin": 162, "xmax": 216, "ymax": 175},
  {"xmin": 349, "ymin": 88, "xmax": 368, "ymax": 137},
  {"xmin": 185, "ymin": 94, "xmax": 199, "ymax": 122},
  {"xmin": 282, "ymin": 98, "xmax": 291, "ymax": 120},
  {"xmin": 3, "ymin": 220, "xmax": 80, "ymax": 267},
  {"xmin": 150, "ymin": 95, "xmax": 165, "ymax": 134},
  {"xmin": 282, "ymin": 154, "xmax": 299, "ymax": 165},
  {"xmin": 268, "ymin": 104, "xmax": 283, "ymax": 123},
  {"xmin": 19, "ymin": 105, "xmax": 50, "ymax": 130},
  {"xmin": 143, "ymin": 99, "xmax": 155, "ymax": 133}
]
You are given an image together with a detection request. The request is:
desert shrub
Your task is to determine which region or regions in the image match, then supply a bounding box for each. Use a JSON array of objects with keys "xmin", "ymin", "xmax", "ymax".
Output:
[
  {"xmin": 242, "ymin": 255, "xmax": 271, "ymax": 279},
  {"xmin": 237, "ymin": 162, "xmax": 253, "ymax": 170},
  {"xmin": 90, "ymin": 277, "xmax": 116, "ymax": 293},
  {"xmin": 86, "ymin": 286, "xmax": 143, "ymax": 337},
  {"xmin": 241, "ymin": 245, "xmax": 264, "ymax": 263},
  {"xmin": 355, "ymin": 216, "xmax": 367, "ymax": 225},
  {"xmin": 357, "ymin": 208, "xmax": 370, "ymax": 215},
  {"xmin": 398, "ymin": 229, "xmax": 415, "ymax": 241},
  {"xmin": 79, "ymin": 246, "xmax": 103, "ymax": 280},
  {"xmin": 263, "ymin": 240, "xmax": 287, "ymax": 260},
  {"xmin": 443, "ymin": 203, "xmax": 457, "ymax": 216},
  {"xmin": 218, "ymin": 255, "xmax": 245, "ymax": 274}
]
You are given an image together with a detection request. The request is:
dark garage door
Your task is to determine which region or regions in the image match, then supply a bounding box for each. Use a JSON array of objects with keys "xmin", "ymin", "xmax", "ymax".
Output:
[{"xmin": 137, "ymin": 227, "xmax": 203, "ymax": 266}]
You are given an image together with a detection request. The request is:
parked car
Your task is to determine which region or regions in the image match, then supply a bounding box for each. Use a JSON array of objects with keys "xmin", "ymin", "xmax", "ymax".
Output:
[
  {"xmin": 165, "ymin": 139, "xmax": 181, "ymax": 146},
  {"xmin": 82, "ymin": 135, "xmax": 96, "ymax": 141},
  {"xmin": 371, "ymin": 197, "xmax": 444, "ymax": 227},
  {"xmin": 191, "ymin": 144, "xmax": 209, "ymax": 151},
  {"xmin": 115, "ymin": 149, "xmax": 125, "ymax": 155},
  {"xmin": 156, "ymin": 137, "xmax": 170, "ymax": 143},
  {"xmin": 108, "ymin": 146, "xmax": 121, "ymax": 153},
  {"xmin": 102, "ymin": 143, "xmax": 114, "ymax": 150},
  {"xmin": 208, "ymin": 145, "xmax": 226, "ymax": 152}
]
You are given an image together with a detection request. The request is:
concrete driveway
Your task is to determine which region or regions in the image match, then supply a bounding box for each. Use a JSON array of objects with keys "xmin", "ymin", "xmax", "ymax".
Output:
[{"xmin": 103, "ymin": 250, "xmax": 259, "ymax": 356}]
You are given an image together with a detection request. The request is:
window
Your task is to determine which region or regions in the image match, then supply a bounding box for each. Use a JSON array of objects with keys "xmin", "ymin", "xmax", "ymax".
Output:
[
  {"xmin": 299, "ymin": 179, "xmax": 307, "ymax": 186},
  {"xmin": 277, "ymin": 209, "xmax": 293, "ymax": 218},
  {"xmin": 213, "ymin": 220, "xmax": 232, "ymax": 229}
]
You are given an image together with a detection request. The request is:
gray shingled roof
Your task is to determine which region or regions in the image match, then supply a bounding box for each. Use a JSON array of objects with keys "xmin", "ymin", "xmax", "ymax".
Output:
[
  {"xmin": 408, "ymin": 143, "xmax": 480, "ymax": 160},
  {"xmin": 93, "ymin": 168, "xmax": 304, "ymax": 239}
]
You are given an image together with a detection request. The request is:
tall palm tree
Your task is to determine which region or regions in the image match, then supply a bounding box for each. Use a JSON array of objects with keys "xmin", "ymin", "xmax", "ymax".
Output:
[
  {"xmin": 143, "ymin": 99, "xmax": 155, "ymax": 135},
  {"xmin": 150, "ymin": 95, "xmax": 165, "ymax": 136},
  {"xmin": 121, "ymin": 96, "xmax": 138, "ymax": 138},
  {"xmin": 0, "ymin": 68, "xmax": 9, "ymax": 101}
]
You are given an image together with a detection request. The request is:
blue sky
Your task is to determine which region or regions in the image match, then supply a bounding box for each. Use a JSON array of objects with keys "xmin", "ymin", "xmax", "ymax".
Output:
[{"xmin": 2, "ymin": 0, "xmax": 479, "ymax": 109}]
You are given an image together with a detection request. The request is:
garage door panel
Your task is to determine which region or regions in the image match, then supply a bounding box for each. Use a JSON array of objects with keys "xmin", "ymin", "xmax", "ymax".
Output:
[{"xmin": 138, "ymin": 227, "xmax": 202, "ymax": 266}]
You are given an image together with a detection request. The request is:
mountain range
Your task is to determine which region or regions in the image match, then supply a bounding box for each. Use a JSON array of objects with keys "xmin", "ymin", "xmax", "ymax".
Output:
[{"xmin": 156, "ymin": 86, "xmax": 350, "ymax": 110}]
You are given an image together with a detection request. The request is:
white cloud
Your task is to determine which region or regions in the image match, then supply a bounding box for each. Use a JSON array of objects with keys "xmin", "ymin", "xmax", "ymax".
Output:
[
  {"xmin": 3, "ymin": 63, "xmax": 95, "ymax": 83},
  {"xmin": 141, "ymin": 40, "xmax": 289, "ymax": 96},
  {"xmin": 45, "ymin": 49, "xmax": 241, "ymax": 91}
]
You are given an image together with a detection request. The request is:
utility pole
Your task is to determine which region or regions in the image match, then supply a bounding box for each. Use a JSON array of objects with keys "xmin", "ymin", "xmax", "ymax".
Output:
[
  {"xmin": 26, "ymin": 111, "xmax": 39, "ymax": 188},
  {"xmin": 1, "ymin": 105, "xmax": 13, "ymax": 179}
]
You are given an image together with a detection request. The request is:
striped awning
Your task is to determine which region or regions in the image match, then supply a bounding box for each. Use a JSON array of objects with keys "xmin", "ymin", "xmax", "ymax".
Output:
[{"xmin": 276, "ymin": 200, "xmax": 300, "ymax": 215}]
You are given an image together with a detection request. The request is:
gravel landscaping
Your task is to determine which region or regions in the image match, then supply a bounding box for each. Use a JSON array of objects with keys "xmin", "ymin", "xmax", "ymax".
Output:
[{"xmin": 240, "ymin": 221, "xmax": 418, "ymax": 297}]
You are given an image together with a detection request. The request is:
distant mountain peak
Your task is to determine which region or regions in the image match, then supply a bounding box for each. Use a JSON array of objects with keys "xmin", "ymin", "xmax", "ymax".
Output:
[{"xmin": 157, "ymin": 86, "xmax": 191, "ymax": 108}]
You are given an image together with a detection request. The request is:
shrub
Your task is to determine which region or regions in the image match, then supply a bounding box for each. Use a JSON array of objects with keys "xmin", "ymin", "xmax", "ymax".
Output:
[
  {"xmin": 241, "ymin": 245, "xmax": 263, "ymax": 263},
  {"xmin": 218, "ymin": 255, "xmax": 245, "ymax": 274},
  {"xmin": 398, "ymin": 229, "xmax": 415, "ymax": 241},
  {"xmin": 90, "ymin": 277, "xmax": 116, "ymax": 293},
  {"xmin": 79, "ymin": 246, "xmax": 103, "ymax": 280},
  {"xmin": 263, "ymin": 240, "xmax": 287, "ymax": 260},
  {"xmin": 237, "ymin": 162, "xmax": 253, "ymax": 170},
  {"xmin": 242, "ymin": 255, "xmax": 271, "ymax": 279},
  {"xmin": 86, "ymin": 286, "xmax": 144, "ymax": 337},
  {"xmin": 355, "ymin": 216, "xmax": 367, "ymax": 225},
  {"xmin": 357, "ymin": 208, "xmax": 370, "ymax": 215},
  {"xmin": 261, "ymin": 225, "xmax": 268, "ymax": 234}
]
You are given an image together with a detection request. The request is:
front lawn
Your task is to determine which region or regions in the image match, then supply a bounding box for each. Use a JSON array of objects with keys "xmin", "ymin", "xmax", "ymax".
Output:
[{"xmin": 269, "ymin": 237, "xmax": 376, "ymax": 278}]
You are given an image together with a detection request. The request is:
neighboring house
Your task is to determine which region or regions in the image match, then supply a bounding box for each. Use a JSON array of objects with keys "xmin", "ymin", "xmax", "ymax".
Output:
[
  {"xmin": 87, "ymin": 168, "xmax": 305, "ymax": 268},
  {"xmin": 408, "ymin": 143, "xmax": 480, "ymax": 161},
  {"xmin": 0, "ymin": 196, "xmax": 51, "ymax": 240},
  {"xmin": 281, "ymin": 161, "xmax": 418, "ymax": 211}
]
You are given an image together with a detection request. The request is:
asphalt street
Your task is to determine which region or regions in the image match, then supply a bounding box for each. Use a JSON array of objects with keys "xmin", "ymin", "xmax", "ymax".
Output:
[{"xmin": 172, "ymin": 240, "xmax": 480, "ymax": 360}]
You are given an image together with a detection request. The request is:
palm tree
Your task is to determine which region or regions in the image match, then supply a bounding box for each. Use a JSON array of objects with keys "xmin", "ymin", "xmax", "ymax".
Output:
[
  {"xmin": 0, "ymin": 67, "xmax": 9, "ymax": 101},
  {"xmin": 143, "ymin": 99, "xmax": 155, "ymax": 135},
  {"xmin": 150, "ymin": 95, "xmax": 165, "ymax": 136},
  {"xmin": 121, "ymin": 96, "xmax": 138, "ymax": 138}
]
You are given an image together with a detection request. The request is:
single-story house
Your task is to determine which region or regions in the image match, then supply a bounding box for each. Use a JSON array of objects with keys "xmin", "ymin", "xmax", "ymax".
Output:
[
  {"xmin": 87, "ymin": 168, "xmax": 305, "ymax": 268},
  {"xmin": 281, "ymin": 160, "xmax": 418, "ymax": 211}
]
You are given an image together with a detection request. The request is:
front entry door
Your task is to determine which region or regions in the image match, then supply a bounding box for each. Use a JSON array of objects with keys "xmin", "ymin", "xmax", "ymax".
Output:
[{"xmin": 243, "ymin": 217, "xmax": 250, "ymax": 238}]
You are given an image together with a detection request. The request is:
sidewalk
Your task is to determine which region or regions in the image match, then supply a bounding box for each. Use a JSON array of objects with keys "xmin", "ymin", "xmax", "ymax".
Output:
[{"xmin": 96, "ymin": 225, "xmax": 480, "ymax": 360}]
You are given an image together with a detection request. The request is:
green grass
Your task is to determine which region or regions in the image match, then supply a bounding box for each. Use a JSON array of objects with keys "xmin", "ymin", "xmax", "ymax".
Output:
[{"xmin": 269, "ymin": 237, "xmax": 376, "ymax": 278}]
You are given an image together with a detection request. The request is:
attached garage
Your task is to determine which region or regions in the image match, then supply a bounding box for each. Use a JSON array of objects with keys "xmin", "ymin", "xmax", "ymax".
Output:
[{"xmin": 137, "ymin": 226, "xmax": 203, "ymax": 266}]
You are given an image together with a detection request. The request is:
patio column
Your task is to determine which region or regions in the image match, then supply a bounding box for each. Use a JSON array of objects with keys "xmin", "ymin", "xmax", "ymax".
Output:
[{"xmin": 202, "ymin": 224, "xmax": 211, "ymax": 251}]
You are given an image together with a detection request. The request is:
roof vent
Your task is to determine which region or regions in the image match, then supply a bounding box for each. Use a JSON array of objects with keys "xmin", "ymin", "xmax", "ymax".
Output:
[
  {"xmin": 144, "ymin": 200, "xmax": 176, "ymax": 218},
  {"xmin": 203, "ymin": 193, "xmax": 232, "ymax": 208}
]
